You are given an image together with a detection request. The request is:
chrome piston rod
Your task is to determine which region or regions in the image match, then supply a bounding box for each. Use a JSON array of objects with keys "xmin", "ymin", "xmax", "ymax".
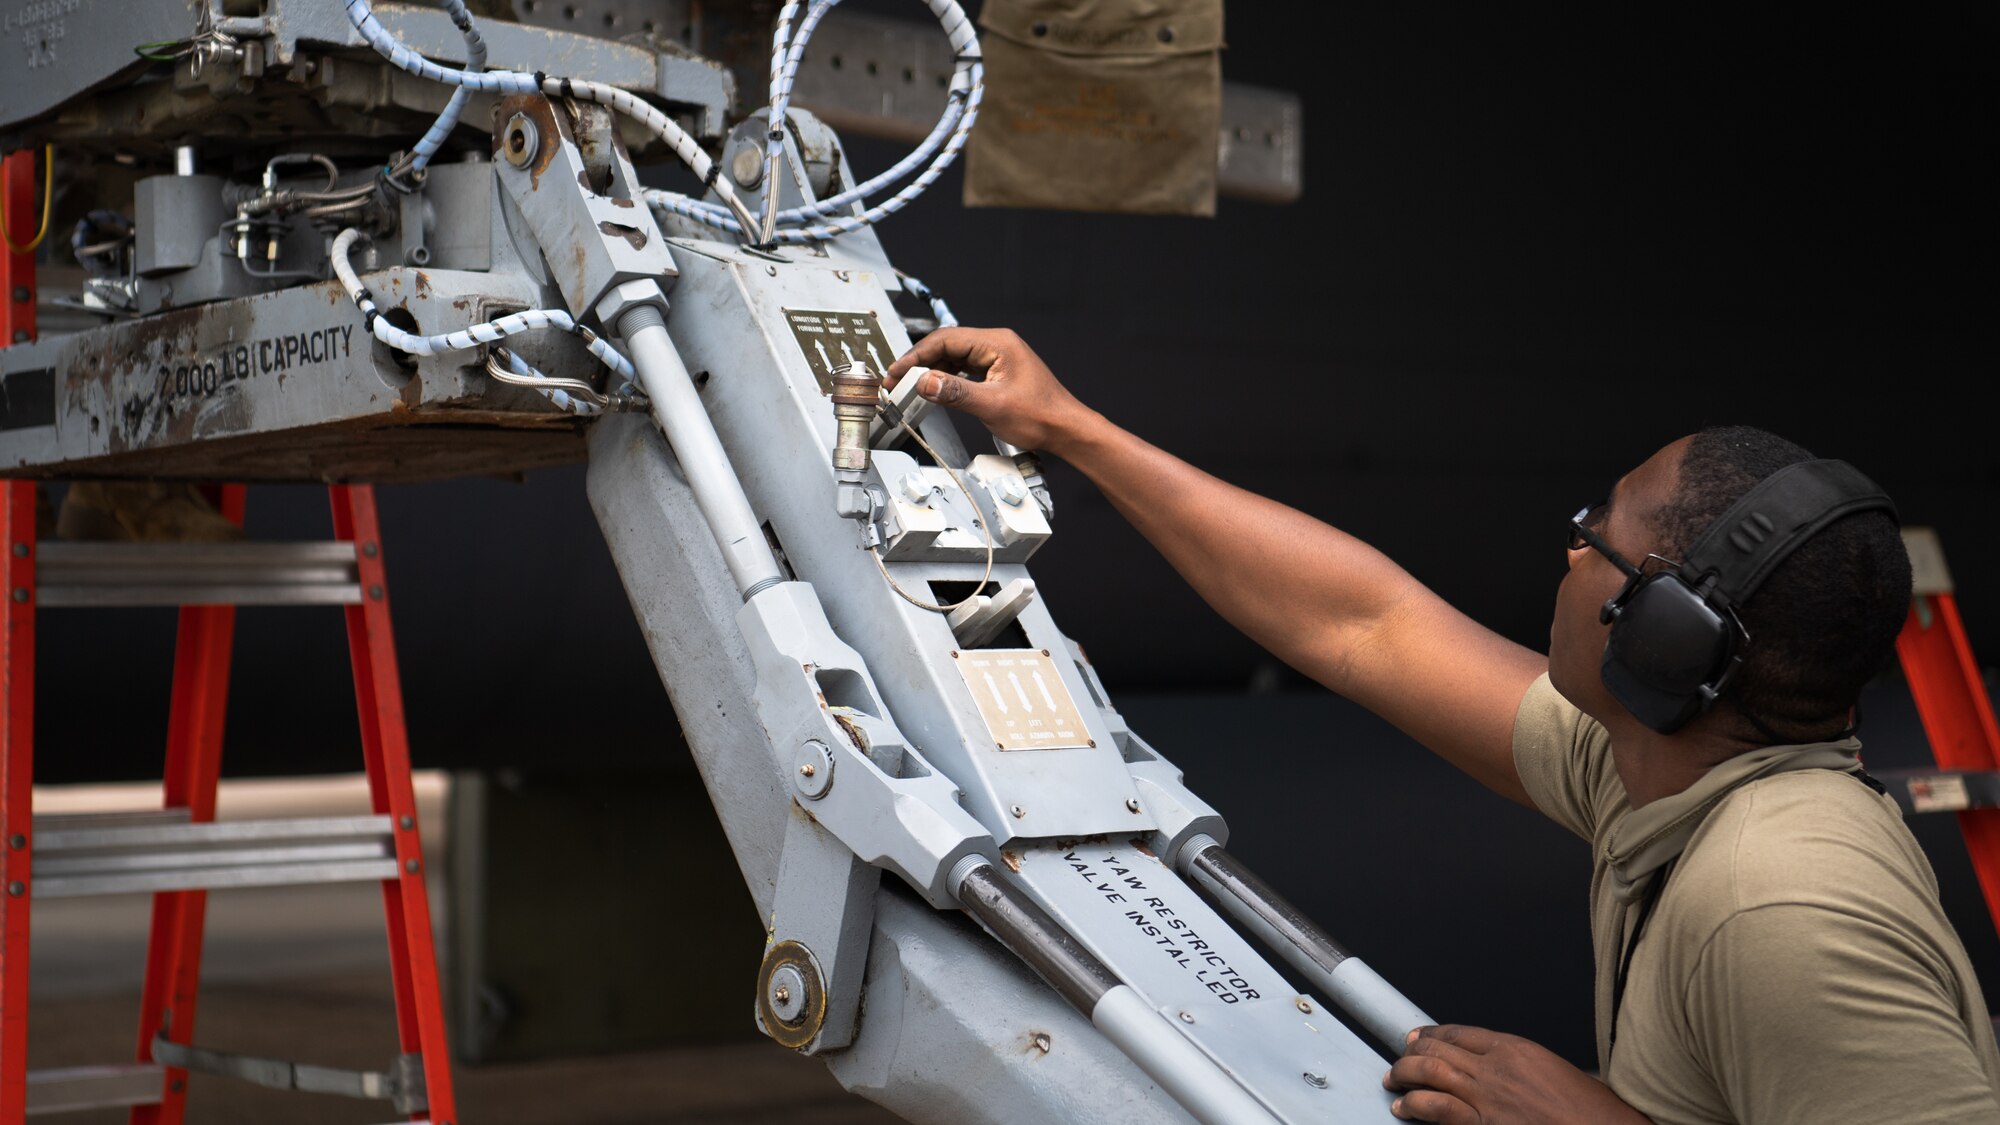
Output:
[
  {"xmin": 617, "ymin": 305, "xmax": 786, "ymax": 600},
  {"xmin": 1178, "ymin": 834, "xmax": 1433, "ymax": 1052},
  {"xmin": 950, "ymin": 858, "xmax": 1282, "ymax": 1125}
]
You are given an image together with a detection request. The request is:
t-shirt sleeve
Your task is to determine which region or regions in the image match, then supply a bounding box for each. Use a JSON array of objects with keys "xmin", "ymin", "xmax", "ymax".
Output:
[
  {"xmin": 1510, "ymin": 673, "xmax": 1616, "ymax": 841},
  {"xmin": 1684, "ymin": 903, "xmax": 2000, "ymax": 1124}
]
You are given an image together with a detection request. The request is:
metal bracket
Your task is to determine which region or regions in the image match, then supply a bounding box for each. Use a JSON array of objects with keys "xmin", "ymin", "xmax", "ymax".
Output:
[
  {"xmin": 149, "ymin": 1036, "xmax": 426, "ymax": 1115},
  {"xmin": 489, "ymin": 92, "xmax": 678, "ymax": 319}
]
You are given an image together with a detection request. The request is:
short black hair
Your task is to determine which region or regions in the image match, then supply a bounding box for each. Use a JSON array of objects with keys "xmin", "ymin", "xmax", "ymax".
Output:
[{"xmin": 1650, "ymin": 425, "xmax": 1911, "ymax": 735}]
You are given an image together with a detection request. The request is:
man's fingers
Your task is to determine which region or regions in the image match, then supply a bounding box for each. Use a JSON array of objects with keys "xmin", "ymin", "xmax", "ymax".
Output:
[
  {"xmin": 1385, "ymin": 1054, "xmax": 1474, "ymax": 1098},
  {"xmin": 1408, "ymin": 1024, "xmax": 1488, "ymax": 1064},
  {"xmin": 920, "ymin": 371, "xmax": 981, "ymax": 408},
  {"xmin": 1413, "ymin": 1024, "xmax": 1502, "ymax": 1054},
  {"xmin": 886, "ymin": 326, "xmax": 999, "ymax": 386},
  {"xmin": 1390, "ymin": 1090, "xmax": 1478, "ymax": 1125}
]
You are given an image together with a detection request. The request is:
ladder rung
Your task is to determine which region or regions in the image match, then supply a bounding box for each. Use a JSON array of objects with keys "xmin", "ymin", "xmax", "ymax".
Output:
[
  {"xmin": 31, "ymin": 815, "xmax": 399, "ymax": 898},
  {"xmin": 32, "ymin": 808, "xmax": 191, "ymax": 832},
  {"xmin": 33, "ymin": 541, "xmax": 363, "ymax": 608},
  {"xmin": 26, "ymin": 1064, "xmax": 164, "ymax": 1115},
  {"xmin": 1874, "ymin": 769, "xmax": 2000, "ymax": 816}
]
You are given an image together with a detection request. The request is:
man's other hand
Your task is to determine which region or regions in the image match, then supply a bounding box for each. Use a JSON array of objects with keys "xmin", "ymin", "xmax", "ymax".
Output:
[
  {"xmin": 884, "ymin": 328, "xmax": 1101, "ymax": 456},
  {"xmin": 1386, "ymin": 1025, "xmax": 1651, "ymax": 1125}
]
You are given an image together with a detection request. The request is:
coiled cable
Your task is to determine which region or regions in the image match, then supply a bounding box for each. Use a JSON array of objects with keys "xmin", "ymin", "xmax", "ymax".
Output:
[{"xmin": 330, "ymin": 228, "xmax": 638, "ymax": 398}]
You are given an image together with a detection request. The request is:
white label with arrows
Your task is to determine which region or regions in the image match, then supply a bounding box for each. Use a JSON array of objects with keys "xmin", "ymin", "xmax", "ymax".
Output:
[{"xmin": 956, "ymin": 648, "xmax": 1092, "ymax": 751}]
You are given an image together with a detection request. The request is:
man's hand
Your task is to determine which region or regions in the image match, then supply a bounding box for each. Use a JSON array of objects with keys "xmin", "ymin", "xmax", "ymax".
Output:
[
  {"xmin": 884, "ymin": 327, "xmax": 1102, "ymax": 456},
  {"xmin": 1385, "ymin": 1025, "xmax": 1650, "ymax": 1125}
]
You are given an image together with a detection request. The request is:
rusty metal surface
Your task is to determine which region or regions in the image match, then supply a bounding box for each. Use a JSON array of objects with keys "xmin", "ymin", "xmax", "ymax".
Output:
[{"xmin": 0, "ymin": 266, "xmax": 602, "ymax": 482}]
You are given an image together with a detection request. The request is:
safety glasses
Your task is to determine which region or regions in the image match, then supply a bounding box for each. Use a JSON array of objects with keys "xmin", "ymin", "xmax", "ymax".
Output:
[{"xmin": 1568, "ymin": 501, "xmax": 1646, "ymax": 581}]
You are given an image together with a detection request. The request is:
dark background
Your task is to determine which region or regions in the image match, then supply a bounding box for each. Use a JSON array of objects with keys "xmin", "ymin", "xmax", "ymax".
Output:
[{"xmin": 30, "ymin": 4, "xmax": 1997, "ymax": 1069}]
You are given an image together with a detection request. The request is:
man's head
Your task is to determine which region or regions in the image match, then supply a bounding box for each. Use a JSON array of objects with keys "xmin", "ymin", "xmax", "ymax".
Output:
[{"xmin": 1553, "ymin": 426, "xmax": 1911, "ymax": 742}]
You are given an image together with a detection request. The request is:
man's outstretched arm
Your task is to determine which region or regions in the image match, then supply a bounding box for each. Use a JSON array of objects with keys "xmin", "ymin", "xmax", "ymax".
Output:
[{"xmin": 887, "ymin": 328, "xmax": 1547, "ymax": 805}]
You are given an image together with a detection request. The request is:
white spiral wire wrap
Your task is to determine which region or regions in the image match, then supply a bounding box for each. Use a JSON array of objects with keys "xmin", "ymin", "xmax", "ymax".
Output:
[
  {"xmin": 486, "ymin": 345, "xmax": 623, "ymax": 415},
  {"xmin": 660, "ymin": 52, "xmax": 972, "ymax": 230},
  {"xmin": 896, "ymin": 270, "xmax": 958, "ymax": 328},
  {"xmin": 400, "ymin": 0, "xmax": 487, "ymax": 179},
  {"xmin": 652, "ymin": 0, "xmax": 982, "ymax": 244},
  {"xmin": 343, "ymin": 0, "xmax": 978, "ymax": 247},
  {"xmin": 341, "ymin": 0, "xmax": 762, "ymax": 236},
  {"xmin": 330, "ymin": 228, "xmax": 640, "ymax": 408}
]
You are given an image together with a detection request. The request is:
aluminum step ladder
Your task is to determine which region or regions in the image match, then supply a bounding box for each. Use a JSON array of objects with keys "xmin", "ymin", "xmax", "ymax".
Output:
[{"xmin": 0, "ymin": 482, "xmax": 456, "ymax": 1125}]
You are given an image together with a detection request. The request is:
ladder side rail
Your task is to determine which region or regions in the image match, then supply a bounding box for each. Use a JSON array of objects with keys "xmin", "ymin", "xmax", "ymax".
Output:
[
  {"xmin": 1898, "ymin": 593, "xmax": 2000, "ymax": 940},
  {"xmin": 330, "ymin": 485, "xmax": 454, "ymax": 1125},
  {"xmin": 2, "ymin": 144, "xmax": 40, "ymax": 1125},
  {"xmin": 131, "ymin": 486, "xmax": 244, "ymax": 1125}
]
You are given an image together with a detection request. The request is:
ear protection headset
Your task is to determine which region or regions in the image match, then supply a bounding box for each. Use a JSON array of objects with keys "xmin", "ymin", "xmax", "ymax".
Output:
[{"xmin": 1599, "ymin": 459, "xmax": 1897, "ymax": 734}]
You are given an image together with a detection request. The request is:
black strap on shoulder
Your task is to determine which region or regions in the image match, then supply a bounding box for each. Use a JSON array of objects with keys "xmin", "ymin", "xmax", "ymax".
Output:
[
  {"xmin": 1608, "ymin": 861, "xmax": 1672, "ymax": 1058},
  {"xmin": 1679, "ymin": 459, "xmax": 1897, "ymax": 610}
]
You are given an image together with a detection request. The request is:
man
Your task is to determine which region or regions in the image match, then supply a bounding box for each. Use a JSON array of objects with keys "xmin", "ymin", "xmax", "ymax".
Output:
[{"xmin": 885, "ymin": 328, "xmax": 2000, "ymax": 1124}]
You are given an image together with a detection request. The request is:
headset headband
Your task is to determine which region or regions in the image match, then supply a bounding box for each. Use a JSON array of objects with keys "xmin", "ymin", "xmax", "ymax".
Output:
[{"xmin": 1676, "ymin": 459, "xmax": 1898, "ymax": 611}]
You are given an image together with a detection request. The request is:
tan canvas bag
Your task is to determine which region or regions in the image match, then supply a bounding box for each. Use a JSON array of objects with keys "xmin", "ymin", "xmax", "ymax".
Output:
[{"xmin": 964, "ymin": 0, "xmax": 1225, "ymax": 216}]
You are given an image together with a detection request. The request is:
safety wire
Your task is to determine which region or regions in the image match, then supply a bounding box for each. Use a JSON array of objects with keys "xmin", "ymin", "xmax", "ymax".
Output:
[
  {"xmin": 868, "ymin": 416, "xmax": 994, "ymax": 613},
  {"xmin": 0, "ymin": 145, "xmax": 54, "ymax": 254}
]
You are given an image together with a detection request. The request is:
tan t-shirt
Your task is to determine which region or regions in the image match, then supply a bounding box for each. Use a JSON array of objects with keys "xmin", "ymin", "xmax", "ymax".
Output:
[{"xmin": 1513, "ymin": 674, "xmax": 2000, "ymax": 1124}]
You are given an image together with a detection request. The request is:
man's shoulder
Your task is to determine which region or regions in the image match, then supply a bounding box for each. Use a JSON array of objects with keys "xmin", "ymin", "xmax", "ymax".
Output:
[{"xmin": 1665, "ymin": 767, "xmax": 1938, "ymax": 937}]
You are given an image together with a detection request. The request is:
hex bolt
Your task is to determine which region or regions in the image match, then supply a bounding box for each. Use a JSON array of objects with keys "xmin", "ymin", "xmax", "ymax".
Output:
[
  {"xmin": 1031, "ymin": 1032, "xmax": 1052, "ymax": 1054},
  {"xmin": 1303, "ymin": 1071, "xmax": 1329, "ymax": 1089},
  {"xmin": 1296, "ymin": 997, "xmax": 1314, "ymax": 1014},
  {"xmin": 899, "ymin": 472, "xmax": 932, "ymax": 506},
  {"xmin": 992, "ymin": 473, "xmax": 1029, "ymax": 507}
]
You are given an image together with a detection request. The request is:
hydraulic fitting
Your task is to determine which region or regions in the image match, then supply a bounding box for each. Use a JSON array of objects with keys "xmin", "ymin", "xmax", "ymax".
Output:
[
  {"xmin": 1012, "ymin": 450, "xmax": 1053, "ymax": 519},
  {"xmin": 830, "ymin": 361, "xmax": 884, "ymax": 520}
]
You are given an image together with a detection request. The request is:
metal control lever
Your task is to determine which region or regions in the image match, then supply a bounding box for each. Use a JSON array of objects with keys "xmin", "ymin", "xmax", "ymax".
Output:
[
  {"xmin": 1178, "ymin": 835, "xmax": 1435, "ymax": 1051},
  {"xmin": 951, "ymin": 858, "xmax": 1282, "ymax": 1125},
  {"xmin": 946, "ymin": 577, "xmax": 1036, "ymax": 647}
]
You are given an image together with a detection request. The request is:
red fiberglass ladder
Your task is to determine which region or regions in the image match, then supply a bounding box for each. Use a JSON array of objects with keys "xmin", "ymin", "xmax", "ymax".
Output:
[
  {"xmin": 1874, "ymin": 528, "xmax": 2000, "ymax": 943},
  {"xmin": 0, "ymin": 148, "xmax": 454, "ymax": 1123}
]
